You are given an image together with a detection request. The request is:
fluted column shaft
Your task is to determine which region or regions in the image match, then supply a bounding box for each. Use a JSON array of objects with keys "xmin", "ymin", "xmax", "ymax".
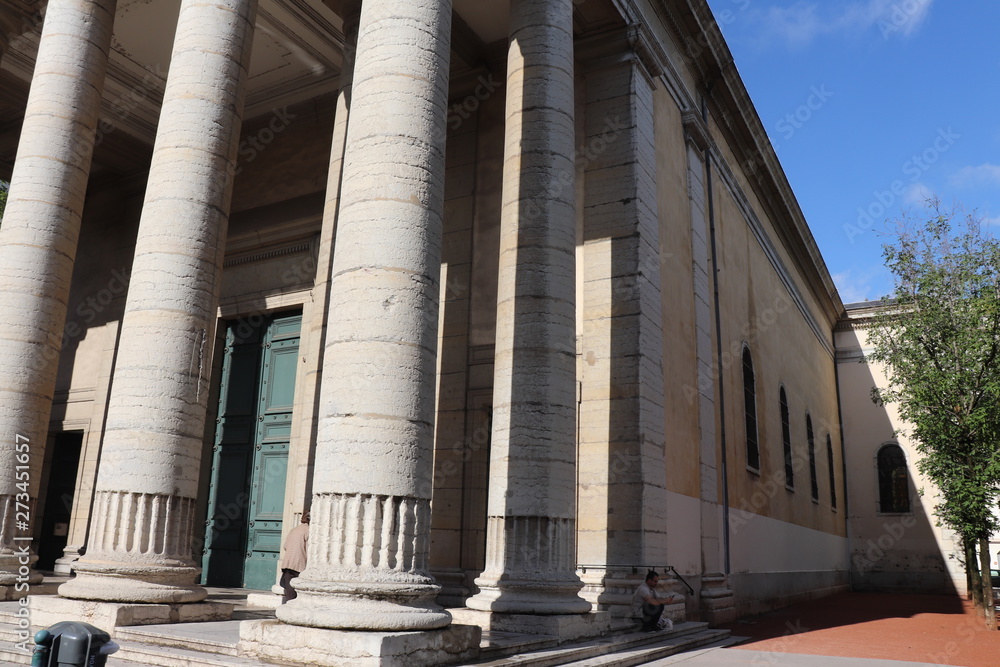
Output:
[
  {"xmin": 276, "ymin": 0, "xmax": 453, "ymax": 632},
  {"xmin": 466, "ymin": 0, "xmax": 588, "ymax": 615},
  {"xmin": 58, "ymin": 0, "xmax": 257, "ymax": 604},
  {"xmin": 0, "ymin": 0, "xmax": 116, "ymax": 591}
]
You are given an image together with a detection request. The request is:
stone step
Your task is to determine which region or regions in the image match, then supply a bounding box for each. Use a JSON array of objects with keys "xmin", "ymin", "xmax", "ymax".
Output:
[
  {"xmin": 633, "ymin": 636, "xmax": 751, "ymax": 666},
  {"xmin": 0, "ymin": 644, "xmax": 33, "ymax": 665},
  {"xmin": 459, "ymin": 622, "xmax": 724, "ymax": 667},
  {"xmin": 557, "ymin": 629, "xmax": 736, "ymax": 667},
  {"xmin": 478, "ymin": 629, "xmax": 561, "ymax": 661},
  {"xmin": 115, "ymin": 621, "xmax": 242, "ymax": 657},
  {"xmin": 105, "ymin": 640, "xmax": 274, "ymax": 667},
  {"xmin": 0, "ymin": 606, "xmax": 736, "ymax": 667}
]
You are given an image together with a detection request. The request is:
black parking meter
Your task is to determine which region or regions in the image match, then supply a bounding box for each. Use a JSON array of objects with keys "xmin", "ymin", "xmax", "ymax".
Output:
[{"xmin": 31, "ymin": 622, "xmax": 119, "ymax": 667}]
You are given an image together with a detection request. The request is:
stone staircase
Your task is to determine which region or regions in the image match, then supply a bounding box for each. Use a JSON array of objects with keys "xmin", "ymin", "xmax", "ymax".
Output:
[{"xmin": 0, "ymin": 597, "xmax": 744, "ymax": 666}]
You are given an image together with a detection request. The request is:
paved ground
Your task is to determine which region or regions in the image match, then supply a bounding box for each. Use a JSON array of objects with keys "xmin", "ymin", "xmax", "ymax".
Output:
[{"xmin": 667, "ymin": 592, "xmax": 998, "ymax": 667}]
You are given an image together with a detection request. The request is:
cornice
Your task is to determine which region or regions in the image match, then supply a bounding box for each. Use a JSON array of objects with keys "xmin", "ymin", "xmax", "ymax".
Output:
[
  {"xmin": 681, "ymin": 109, "xmax": 710, "ymax": 152},
  {"xmin": 608, "ymin": 0, "xmax": 839, "ymax": 356}
]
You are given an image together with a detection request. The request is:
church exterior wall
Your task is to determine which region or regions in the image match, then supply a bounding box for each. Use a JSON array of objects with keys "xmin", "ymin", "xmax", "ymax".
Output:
[{"xmin": 0, "ymin": 2, "xmax": 960, "ymax": 658}]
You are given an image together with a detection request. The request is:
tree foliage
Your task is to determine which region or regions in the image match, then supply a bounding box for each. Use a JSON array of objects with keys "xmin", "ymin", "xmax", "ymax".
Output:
[
  {"xmin": 0, "ymin": 181, "xmax": 7, "ymax": 224},
  {"xmin": 866, "ymin": 202, "xmax": 1000, "ymax": 623}
]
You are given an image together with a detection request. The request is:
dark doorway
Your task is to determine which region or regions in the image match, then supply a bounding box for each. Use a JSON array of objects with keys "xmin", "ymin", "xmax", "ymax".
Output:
[{"xmin": 37, "ymin": 431, "xmax": 83, "ymax": 571}]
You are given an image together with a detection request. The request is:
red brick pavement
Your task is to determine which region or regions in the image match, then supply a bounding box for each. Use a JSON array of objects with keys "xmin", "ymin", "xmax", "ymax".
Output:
[{"xmin": 716, "ymin": 592, "xmax": 998, "ymax": 666}]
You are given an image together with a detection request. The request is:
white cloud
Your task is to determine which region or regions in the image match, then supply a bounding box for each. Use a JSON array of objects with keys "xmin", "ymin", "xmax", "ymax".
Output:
[
  {"xmin": 902, "ymin": 183, "xmax": 934, "ymax": 206},
  {"xmin": 752, "ymin": 0, "xmax": 933, "ymax": 48},
  {"xmin": 759, "ymin": 3, "xmax": 823, "ymax": 48},
  {"xmin": 833, "ymin": 266, "xmax": 891, "ymax": 303},
  {"xmin": 951, "ymin": 163, "xmax": 1000, "ymax": 188}
]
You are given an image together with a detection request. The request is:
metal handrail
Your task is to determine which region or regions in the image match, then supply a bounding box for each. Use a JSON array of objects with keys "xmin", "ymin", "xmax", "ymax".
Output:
[
  {"xmin": 666, "ymin": 565, "xmax": 695, "ymax": 596},
  {"xmin": 575, "ymin": 563, "xmax": 696, "ymax": 596}
]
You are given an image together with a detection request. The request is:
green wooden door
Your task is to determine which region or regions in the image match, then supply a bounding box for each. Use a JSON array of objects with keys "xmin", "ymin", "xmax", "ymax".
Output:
[
  {"xmin": 242, "ymin": 315, "xmax": 300, "ymax": 590},
  {"xmin": 202, "ymin": 312, "xmax": 300, "ymax": 590}
]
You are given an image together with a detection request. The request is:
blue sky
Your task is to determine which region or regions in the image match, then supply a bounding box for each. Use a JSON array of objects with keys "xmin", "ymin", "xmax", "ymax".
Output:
[{"xmin": 705, "ymin": 0, "xmax": 1000, "ymax": 303}]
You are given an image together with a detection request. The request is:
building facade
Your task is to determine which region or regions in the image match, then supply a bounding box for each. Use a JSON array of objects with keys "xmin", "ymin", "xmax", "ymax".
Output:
[
  {"xmin": 0, "ymin": 0, "xmax": 901, "ymax": 662},
  {"xmin": 837, "ymin": 302, "xmax": 974, "ymax": 596}
]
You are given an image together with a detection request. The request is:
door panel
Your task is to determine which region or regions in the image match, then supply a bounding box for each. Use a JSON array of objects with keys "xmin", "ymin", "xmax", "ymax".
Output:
[
  {"xmin": 202, "ymin": 312, "xmax": 299, "ymax": 590},
  {"xmin": 243, "ymin": 314, "xmax": 300, "ymax": 590}
]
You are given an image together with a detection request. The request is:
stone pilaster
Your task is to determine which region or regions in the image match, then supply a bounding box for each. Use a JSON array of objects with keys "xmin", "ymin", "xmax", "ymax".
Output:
[
  {"xmin": 683, "ymin": 110, "xmax": 737, "ymax": 624},
  {"xmin": 0, "ymin": 0, "xmax": 116, "ymax": 596},
  {"xmin": 275, "ymin": 0, "xmax": 454, "ymax": 632},
  {"xmin": 466, "ymin": 0, "xmax": 589, "ymax": 616},
  {"xmin": 57, "ymin": 0, "xmax": 258, "ymax": 604},
  {"xmin": 577, "ymin": 53, "xmax": 668, "ymax": 616}
]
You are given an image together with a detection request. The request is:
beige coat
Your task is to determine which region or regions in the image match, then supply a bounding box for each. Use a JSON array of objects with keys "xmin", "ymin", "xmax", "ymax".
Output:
[{"xmin": 280, "ymin": 523, "xmax": 309, "ymax": 572}]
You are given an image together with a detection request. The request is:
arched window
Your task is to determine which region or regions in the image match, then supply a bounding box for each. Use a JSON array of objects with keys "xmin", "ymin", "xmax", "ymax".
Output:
[
  {"xmin": 742, "ymin": 347, "xmax": 760, "ymax": 471},
  {"xmin": 780, "ymin": 387, "xmax": 793, "ymax": 488},
  {"xmin": 806, "ymin": 414, "xmax": 818, "ymax": 501},
  {"xmin": 826, "ymin": 433, "xmax": 837, "ymax": 509},
  {"xmin": 877, "ymin": 444, "xmax": 910, "ymax": 513}
]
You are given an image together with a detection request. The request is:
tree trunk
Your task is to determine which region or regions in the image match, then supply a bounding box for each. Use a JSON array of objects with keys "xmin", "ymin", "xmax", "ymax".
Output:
[
  {"xmin": 980, "ymin": 536, "xmax": 997, "ymax": 630},
  {"xmin": 968, "ymin": 539, "xmax": 984, "ymax": 609}
]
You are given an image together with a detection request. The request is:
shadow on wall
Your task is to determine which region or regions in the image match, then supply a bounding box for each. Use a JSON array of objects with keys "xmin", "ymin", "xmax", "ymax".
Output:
[{"xmin": 837, "ymin": 320, "xmax": 960, "ymax": 597}]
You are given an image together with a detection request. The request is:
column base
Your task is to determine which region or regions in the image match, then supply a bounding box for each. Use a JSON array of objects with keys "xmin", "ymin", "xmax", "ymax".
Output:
[
  {"xmin": 52, "ymin": 545, "xmax": 83, "ymax": 575},
  {"xmin": 239, "ymin": 618, "xmax": 481, "ymax": 667},
  {"xmin": 450, "ymin": 608, "xmax": 610, "ymax": 639},
  {"xmin": 579, "ymin": 567, "xmax": 645, "ymax": 617},
  {"xmin": 246, "ymin": 586, "xmax": 282, "ymax": 609},
  {"xmin": 57, "ymin": 563, "xmax": 207, "ymax": 603},
  {"xmin": 0, "ymin": 571, "xmax": 43, "ymax": 597},
  {"xmin": 700, "ymin": 573, "xmax": 737, "ymax": 625},
  {"xmin": 29, "ymin": 595, "xmax": 234, "ymax": 631},
  {"xmin": 466, "ymin": 576, "xmax": 592, "ymax": 615},
  {"xmin": 431, "ymin": 568, "xmax": 469, "ymax": 607},
  {"xmin": 276, "ymin": 579, "xmax": 452, "ymax": 631}
]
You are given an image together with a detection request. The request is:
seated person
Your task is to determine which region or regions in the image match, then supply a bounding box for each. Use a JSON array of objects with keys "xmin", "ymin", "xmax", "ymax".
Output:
[{"xmin": 631, "ymin": 569, "xmax": 679, "ymax": 631}]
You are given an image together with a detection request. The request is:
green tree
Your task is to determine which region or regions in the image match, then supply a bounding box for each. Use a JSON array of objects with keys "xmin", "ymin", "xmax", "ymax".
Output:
[
  {"xmin": 0, "ymin": 181, "xmax": 7, "ymax": 224},
  {"xmin": 867, "ymin": 202, "xmax": 1000, "ymax": 628}
]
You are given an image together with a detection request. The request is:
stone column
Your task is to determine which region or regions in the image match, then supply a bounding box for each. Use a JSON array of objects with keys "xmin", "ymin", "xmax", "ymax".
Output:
[
  {"xmin": 275, "ymin": 0, "xmax": 454, "ymax": 632},
  {"xmin": 465, "ymin": 0, "xmax": 589, "ymax": 616},
  {"xmin": 0, "ymin": 0, "xmax": 116, "ymax": 598},
  {"xmin": 57, "ymin": 0, "xmax": 258, "ymax": 605}
]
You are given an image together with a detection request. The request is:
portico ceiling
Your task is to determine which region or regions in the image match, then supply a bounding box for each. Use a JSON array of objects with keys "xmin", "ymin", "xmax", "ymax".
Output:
[{"xmin": 0, "ymin": 0, "xmax": 622, "ymax": 177}]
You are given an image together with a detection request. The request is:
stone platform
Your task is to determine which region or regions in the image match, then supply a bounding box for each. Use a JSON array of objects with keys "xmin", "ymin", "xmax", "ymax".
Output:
[
  {"xmin": 239, "ymin": 618, "xmax": 482, "ymax": 667},
  {"xmin": 449, "ymin": 607, "xmax": 611, "ymax": 640},
  {"xmin": 29, "ymin": 595, "xmax": 235, "ymax": 632}
]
